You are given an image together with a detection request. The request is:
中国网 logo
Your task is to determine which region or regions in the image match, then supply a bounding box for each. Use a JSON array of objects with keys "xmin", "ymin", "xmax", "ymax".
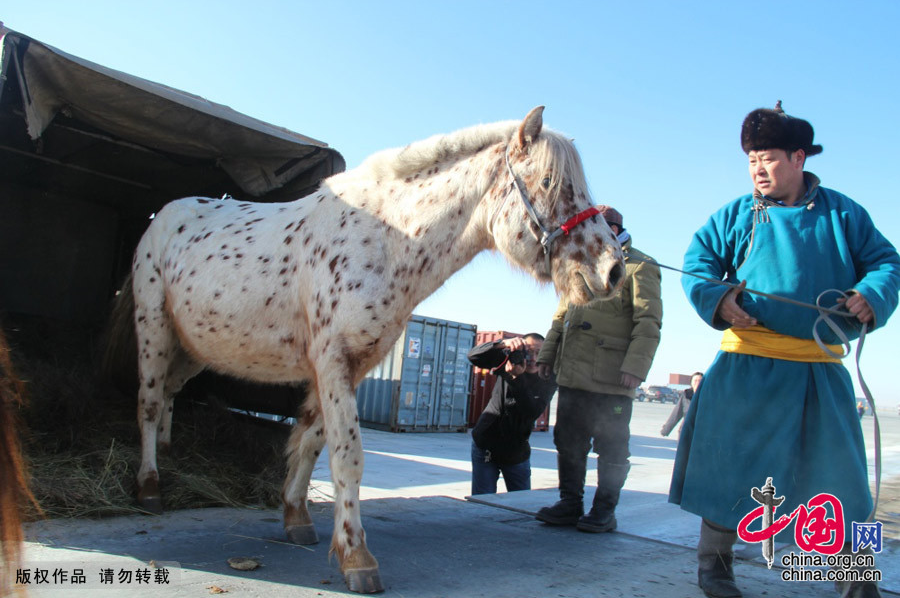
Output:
[{"xmin": 736, "ymin": 477, "xmax": 882, "ymax": 583}]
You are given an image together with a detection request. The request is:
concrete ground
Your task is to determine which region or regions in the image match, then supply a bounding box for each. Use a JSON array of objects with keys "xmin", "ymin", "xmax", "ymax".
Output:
[{"xmin": 16, "ymin": 402, "xmax": 900, "ymax": 597}]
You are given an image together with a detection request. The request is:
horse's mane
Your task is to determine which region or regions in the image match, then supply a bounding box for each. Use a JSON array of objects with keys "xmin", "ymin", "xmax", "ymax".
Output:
[
  {"xmin": 526, "ymin": 130, "xmax": 590, "ymax": 214},
  {"xmin": 358, "ymin": 119, "xmax": 589, "ymax": 213},
  {"xmin": 360, "ymin": 120, "xmax": 519, "ymax": 180}
]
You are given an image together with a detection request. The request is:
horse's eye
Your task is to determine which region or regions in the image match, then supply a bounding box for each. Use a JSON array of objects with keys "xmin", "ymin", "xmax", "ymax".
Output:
[{"xmin": 541, "ymin": 177, "xmax": 551, "ymax": 189}]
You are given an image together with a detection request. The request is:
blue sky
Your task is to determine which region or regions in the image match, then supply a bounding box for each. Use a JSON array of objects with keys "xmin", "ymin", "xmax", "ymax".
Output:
[{"xmin": 4, "ymin": 1, "xmax": 898, "ymax": 403}]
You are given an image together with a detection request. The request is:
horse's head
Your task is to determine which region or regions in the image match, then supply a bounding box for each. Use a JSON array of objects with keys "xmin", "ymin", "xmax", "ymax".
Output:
[{"xmin": 487, "ymin": 106, "xmax": 625, "ymax": 305}]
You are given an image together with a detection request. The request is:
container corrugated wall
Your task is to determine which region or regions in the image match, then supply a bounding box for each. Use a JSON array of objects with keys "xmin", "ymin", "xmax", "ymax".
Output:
[{"xmin": 355, "ymin": 314, "xmax": 476, "ymax": 432}]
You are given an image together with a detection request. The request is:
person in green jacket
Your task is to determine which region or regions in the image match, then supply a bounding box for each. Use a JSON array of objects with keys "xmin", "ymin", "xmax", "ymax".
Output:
[{"xmin": 536, "ymin": 205, "xmax": 662, "ymax": 532}]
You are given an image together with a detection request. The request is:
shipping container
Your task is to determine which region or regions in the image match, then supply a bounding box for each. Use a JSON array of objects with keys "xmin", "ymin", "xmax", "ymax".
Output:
[
  {"xmin": 467, "ymin": 330, "xmax": 550, "ymax": 432},
  {"xmin": 669, "ymin": 373, "xmax": 693, "ymax": 385},
  {"xmin": 355, "ymin": 315, "xmax": 476, "ymax": 432},
  {"xmin": 474, "ymin": 330, "xmax": 523, "ymax": 347}
]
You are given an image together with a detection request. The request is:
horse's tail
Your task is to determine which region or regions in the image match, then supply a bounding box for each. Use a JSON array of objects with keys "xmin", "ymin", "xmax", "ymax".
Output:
[
  {"xmin": 0, "ymin": 325, "xmax": 40, "ymax": 592},
  {"xmin": 100, "ymin": 272, "xmax": 138, "ymax": 393}
]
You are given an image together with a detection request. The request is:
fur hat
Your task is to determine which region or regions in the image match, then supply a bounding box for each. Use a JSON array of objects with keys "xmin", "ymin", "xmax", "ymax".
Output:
[
  {"xmin": 740, "ymin": 101, "xmax": 823, "ymax": 156},
  {"xmin": 597, "ymin": 205, "xmax": 623, "ymax": 228}
]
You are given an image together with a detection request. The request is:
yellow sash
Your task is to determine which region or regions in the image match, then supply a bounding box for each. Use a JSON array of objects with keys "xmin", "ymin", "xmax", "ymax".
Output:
[{"xmin": 720, "ymin": 325, "xmax": 841, "ymax": 363}]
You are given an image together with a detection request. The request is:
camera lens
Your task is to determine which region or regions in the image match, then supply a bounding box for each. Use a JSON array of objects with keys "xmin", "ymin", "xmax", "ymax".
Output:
[{"xmin": 508, "ymin": 349, "xmax": 526, "ymax": 365}]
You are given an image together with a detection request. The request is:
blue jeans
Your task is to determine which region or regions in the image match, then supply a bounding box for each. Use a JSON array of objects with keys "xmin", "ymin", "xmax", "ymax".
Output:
[{"xmin": 471, "ymin": 442, "xmax": 531, "ymax": 495}]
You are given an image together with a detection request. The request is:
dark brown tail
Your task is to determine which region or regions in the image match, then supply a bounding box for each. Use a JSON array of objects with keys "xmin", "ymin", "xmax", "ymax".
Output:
[
  {"xmin": 0, "ymin": 324, "xmax": 40, "ymax": 592},
  {"xmin": 100, "ymin": 272, "xmax": 138, "ymax": 394}
]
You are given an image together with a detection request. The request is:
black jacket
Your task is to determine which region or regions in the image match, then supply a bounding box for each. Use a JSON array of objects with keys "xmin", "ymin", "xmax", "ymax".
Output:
[{"xmin": 468, "ymin": 341, "xmax": 557, "ymax": 465}]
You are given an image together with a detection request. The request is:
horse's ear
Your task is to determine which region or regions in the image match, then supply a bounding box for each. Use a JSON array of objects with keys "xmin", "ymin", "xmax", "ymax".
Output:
[{"xmin": 517, "ymin": 106, "xmax": 545, "ymax": 149}]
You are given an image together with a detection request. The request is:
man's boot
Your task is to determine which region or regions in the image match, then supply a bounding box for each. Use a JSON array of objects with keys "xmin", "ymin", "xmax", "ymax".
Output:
[
  {"xmin": 835, "ymin": 581, "xmax": 882, "ymax": 598},
  {"xmin": 576, "ymin": 462, "xmax": 630, "ymax": 533},
  {"xmin": 535, "ymin": 453, "xmax": 585, "ymax": 525},
  {"xmin": 834, "ymin": 543, "xmax": 881, "ymax": 598},
  {"xmin": 697, "ymin": 519, "xmax": 742, "ymax": 598}
]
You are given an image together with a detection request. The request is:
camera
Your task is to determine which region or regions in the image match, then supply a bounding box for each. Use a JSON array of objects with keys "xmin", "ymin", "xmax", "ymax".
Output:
[{"xmin": 507, "ymin": 349, "xmax": 527, "ymax": 365}]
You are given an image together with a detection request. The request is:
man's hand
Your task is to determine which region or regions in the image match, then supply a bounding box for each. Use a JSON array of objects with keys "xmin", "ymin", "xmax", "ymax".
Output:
[
  {"xmin": 716, "ymin": 280, "xmax": 757, "ymax": 328},
  {"xmin": 620, "ymin": 372, "xmax": 642, "ymax": 389},
  {"xmin": 500, "ymin": 337, "xmax": 526, "ymax": 352},
  {"xmin": 537, "ymin": 363, "xmax": 552, "ymax": 379},
  {"xmin": 839, "ymin": 291, "xmax": 874, "ymax": 324}
]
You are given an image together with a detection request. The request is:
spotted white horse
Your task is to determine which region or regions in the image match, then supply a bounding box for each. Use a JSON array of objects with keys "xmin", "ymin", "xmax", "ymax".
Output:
[{"xmin": 117, "ymin": 106, "xmax": 624, "ymax": 593}]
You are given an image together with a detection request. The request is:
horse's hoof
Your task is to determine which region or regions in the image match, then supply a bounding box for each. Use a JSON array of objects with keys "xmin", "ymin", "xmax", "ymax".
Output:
[
  {"xmin": 137, "ymin": 476, "xmax": 163, "ymax": 514},
  {"xmin": 344, "ymin": 567, "xmax": 384, "ymax": 594},
  {"xmin": 138, "ymin": 495, "xmax": 163, "ymax": 515},
  {"xmin": 285, "ymin": 524, "xmax": 319, "ymax": 545}
]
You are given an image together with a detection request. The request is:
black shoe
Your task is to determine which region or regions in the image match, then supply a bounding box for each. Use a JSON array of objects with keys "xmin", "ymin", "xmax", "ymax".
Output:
[
  {"xmin": 698, "ymin": 553, "xmax": 742, "ymax": 598},
  {"xmin": 835, "ymin": 580, "xmax": 881, "ymax": 598},
  {"xmin": 535, "ymin": 500, "xmax": 583, "ymax": 525},
  {"xmin": 576, "ymin": 508, "xmax": 616, "ymax": 533}
]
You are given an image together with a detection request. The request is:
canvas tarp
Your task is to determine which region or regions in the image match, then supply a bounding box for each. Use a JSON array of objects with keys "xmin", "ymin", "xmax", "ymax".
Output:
[
  {"xmin": 1, "ymin": 26, "xmax": 343, "ymax": 197},
  {"xmin": 0, "ymin": 25, "xmax": 344, "ymax": 324}
]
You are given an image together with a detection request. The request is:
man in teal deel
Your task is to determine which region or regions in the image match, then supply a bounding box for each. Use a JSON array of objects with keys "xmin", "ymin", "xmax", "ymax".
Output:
[{"xmin": 670, "ymin": 103, "xmax": 900, "ymax": 598}]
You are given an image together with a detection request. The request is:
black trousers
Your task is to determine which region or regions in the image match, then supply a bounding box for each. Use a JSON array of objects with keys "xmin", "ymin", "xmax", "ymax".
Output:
[{"xmin": 554, "ymin": 386, "xmax": 632, "ymax": 471}]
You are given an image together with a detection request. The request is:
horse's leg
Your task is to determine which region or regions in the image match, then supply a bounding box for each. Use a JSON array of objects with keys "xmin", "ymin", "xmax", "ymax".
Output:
[
  {"xmin": 282, "ymin": 388, "xmax": 324, "ymax": 545},
  {"xmin": 158, "ymin": 351, "xmax": 203, "ymax": 454},
  {"xmin": 316, "ymin": 358, "xmax": 383, "ymax": 594},
  {"xmin": 133, "ymin": 288, "xmax": 177, "ymax": 514}
]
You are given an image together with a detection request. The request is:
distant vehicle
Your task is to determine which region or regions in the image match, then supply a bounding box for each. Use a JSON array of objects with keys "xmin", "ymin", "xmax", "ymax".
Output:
[
  {"xmin": 660, "ymin": 387, "xmax": 681, "ymax": 404},
  {"xmin": 642, "ymin": 385, "xmax": 681, "ymax": 404},
  {"xmin": 642, "ymin": 386, "xmax": 660, "ymax": 402},
  {"xmin": 645, "ymin": 385, "xmax": 671, "ymax": 403},
  {"xmin": 634, "ymin": 388, "xmax": 647, "ymax": 402}
]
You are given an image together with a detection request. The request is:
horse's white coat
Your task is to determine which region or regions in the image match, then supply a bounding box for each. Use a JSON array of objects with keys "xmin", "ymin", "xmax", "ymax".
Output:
[{"xmin": 129, "ymin": 107, "xmax": 624, "ymax": 590}]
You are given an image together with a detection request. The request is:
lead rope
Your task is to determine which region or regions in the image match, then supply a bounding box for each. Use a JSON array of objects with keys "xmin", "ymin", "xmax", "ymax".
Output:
[
  {"xmin": 628, "ymin": 254, "xmax": 881, "ymax": 522},
  {"xmin": 812, "ymin": 289, "xmax": 879, "ymax": 522}
]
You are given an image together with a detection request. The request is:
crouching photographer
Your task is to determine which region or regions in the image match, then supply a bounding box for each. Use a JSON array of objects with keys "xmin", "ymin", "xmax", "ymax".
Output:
[{"xmin": 468, "ymin": 334, "xmax": 557, "ymax": 495}]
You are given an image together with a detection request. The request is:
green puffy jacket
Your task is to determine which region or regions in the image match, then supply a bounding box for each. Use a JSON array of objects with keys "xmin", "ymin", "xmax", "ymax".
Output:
[{"xmin": 537, "ymin": 239, "xmax": 662, "ymax": 398}]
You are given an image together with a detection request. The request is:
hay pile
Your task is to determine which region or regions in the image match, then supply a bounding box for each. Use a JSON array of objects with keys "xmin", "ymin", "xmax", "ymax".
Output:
[{"xmin": 4, "ymin": 315, "xmax": 293, "ymax": 520}]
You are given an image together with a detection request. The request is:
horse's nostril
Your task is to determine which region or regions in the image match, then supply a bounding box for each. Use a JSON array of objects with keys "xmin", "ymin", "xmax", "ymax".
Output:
[{"xmin": 608, "ymin": 262, "xmax": 624, "ymax": 290}]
